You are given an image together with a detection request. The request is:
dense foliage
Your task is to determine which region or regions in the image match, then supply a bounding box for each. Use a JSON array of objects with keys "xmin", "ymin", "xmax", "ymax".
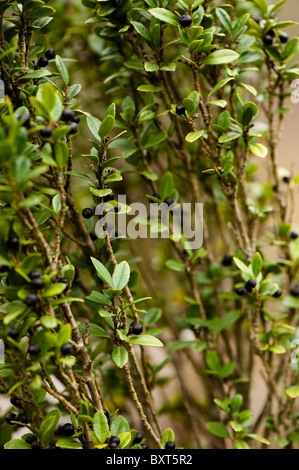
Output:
[{"xmin": 1, "ymin": 0, "xmax": 299, "ymax": 450}]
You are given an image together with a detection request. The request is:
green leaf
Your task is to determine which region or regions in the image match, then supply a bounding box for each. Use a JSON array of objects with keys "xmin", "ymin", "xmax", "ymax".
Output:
[
  {"xmin": 144, "ymin": 308, "xmax": 162, "ymax": 326},
  {"xmin": 247, "ymin": 434, "xmax": 270, "ymax": 445},
  {"xmin": 98, "ymin": 115, "xmax": 115, "ymax": 138},
  {"xmin": 251, "ymin": 252, "xmax": 263, "ymax": 278},
  {"xmin": 112, "ymin": 346, "xmax": 128, "ymax": 368},
  {"xmin": 55, "ymin": 55, "xmax": 69, "ymax": 85},
  {"xmin": 21, "ymin": 69, "xmax": 52, "ymax": 80},
  {"xmin": 161, "ymin": 428, "xmax": 175, "ymax": 447},
  {"xmin": 55, "ymin": 439, "xmax": 81, "ymax": 449},
  {"xmin": 125, "ymin": 333, "xmax": 163, "ymax": 347},
  {"xmin": 43, "ymin": 283, "xmax": 68, "ymax": 298},
  {"xmin": 137, "ymin": 85, "xmax": 163, "ymax": 92},
  {"xmin": 185, "ymin": 130, "xmax": 204, "ymax": 142},
  {"xmin": 165, "ymin": 259, "xmax": 185, "ymax": 272},
  {"xmin": 233, "ymin": 257, "xmax": 253, "ymax": 277},
  {"xmin": 206, "ymin": 422, "xmax": 230, "ymax": 438},
  {"xmin": 112, "ymin": 261, "xmax": 130, "ymax": 290},
  {"xmin": 91, "ymin": 257, "xmax": 113, "ymax": 287},
  {"xmin": 39, "ymin": 410, "xmax": 60, "ymax": 448},
  {"xmin": 118, "ymin": 432, "xmax": 132, "ymax": 449},
  {"xmin": 110, "ymin": 416, "xmax": 130, "ymax": 435},
  {"xmin": 160, "ymin": 171, "xmax": 174, "ymax": 201},
  {"xmin": 249, "ymin": 143, "xmax": 268, "ymax": 158},
  {"xmin": 52, "ymin": 194, "xmax": 61, "ymax": 214},
  {"xmin": 285, "ymin": 385, "xmax": 299, "ymax": 398},
  {"xmin": 216, "ymin": 8, "xmax": 232, "ymax": 34},
  {"xmin": 149, "ymin": 8, "xmax": 179, "ymax": 26},
  {"xmin": 93, "ymin": 411, "xmax": 109, "ymax": 443},
  {"xmin": 40, "ymin": 315, "xmax": 58, "ymax": 329},
  {"xmin": 233, "ymin": 439, "xmax": 250, "ymax": 449},
  {"xmin": 208, "ymin": 77, "xmax": 234, "ymax": 97},
  {"xmin": 87, "ymin": 116, "xmax": 101, "ymax": 139},
  {"xmin": 79, "ymin": 322, "xmax": 110, "ymax": 339},
  {"xmin": 143, "ymin": 131, "xmax": 167, "ymax": 149},
  {"xmin": 131, "ymin": 21, "xmax": 151, "ymax": 42},
  {"xmin": 204, "ymin": 49, "xmax": 239, "ymax": 65},
  {"xmin": 269, "ymin": 344, "xmax": 286, "ymax": 354},
  {"xmin": 4, "ymin": 439, "xmax": 32, "ymax": 449}
]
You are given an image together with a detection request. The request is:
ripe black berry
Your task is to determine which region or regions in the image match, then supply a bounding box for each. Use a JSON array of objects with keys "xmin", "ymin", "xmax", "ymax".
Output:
[
  {"xmin": 61, "ymin": 423, "xmax": 75, "ymax": 437},
  {"xmin": 0, "ymin": 265, "xmax": 9, "ymax": 273},
  {"xmin": 90, "ymin": 231, "xmax": 98, "ymax": 241},
  {"xmin": 28, "ymin": 344, "xmax": 41, "ymax": 356},
  {"xmin": 109, "ymin": 436, "xmax": 120, "ymax": 445},
  {"xmin": 282, "ymin": 175, "xmax": 290, "ymax": 183},
  {"xmin": 103, "ymin": 186, "xmax": 115, "ymax": 202},
  {"xmin": 31, "ymin": 277, "xmax": 44, "ymax": 290},
  {"xmin": 15, "ymin": 413, "xmax": 28, "ymax": 425},
  {"xmin": 251, "ymin": 17, "xmax": 260, "ymax": 24},
  {"xmin": 10, "ymin": 396, "xmax": 21, "ymax": 407},
  {"xmin": 60, "ymin": 343, "xmax": 73, "ymax": 355},
  {"xmin": 141, "ymin": 443, "xmax": 148, "ymax": 449},
  {"xmin": 5, "ymin": 413, "xmax": 16, "ymax": 425},
  {"xmin": 290, "ymin": 285, "xmax": 299, "ymax": 297},
  {"xmin": 235, "ymin": 287, "xmax": 246, "ymax": 296},
  {"xmin": 165, "ymin": 441, "xmax": 176, "ymax": 449},
  {"xmin": 38, "ymin": 56, "xmax": 48, "ymax": 67},
  {"xmin": 175, "ymin": 105, "xmax": 186, "ymax": 116},
  {"xmin": 245, "ymin": 278, "xmax": 257, "ymax": 292},
  {"xmin": 114, "ymin": 204, "xmax": 121, "ymax": 213},
  {"xmin": 25, "ymin": 435, "xmax": 37, "ymax": 444},
  {"xmin": 6, "ymin": 236, "xmax": 19, "ymax": 250},
  {"xmin": 273, "ymin": 288, "xmax": 282, "ymax": 298},
  {"xmin": 109, "ymin": 441, "xmax": 120, "ymax": 449},
  {"xmin": 68, "ymin": 123, "xmax": 78, "ymax": 135},
  {"xmin": 179, "ymin": 14, "xmax": 192, "ymax": 27},
  {"xmin": 82, "ymin": 207, "xmax": 94, "ymax": 219},
  {"xmin": 8, "ymin": 328, "xmax": 19, "ymax": 340},
  {"xmin": 222, "ymin": 254, "xmax": 233, "ymax": 266},
  {"xmin": 31, "ymin": 441, "xmax": 41, "ymax": 449},
  {"xmin": 40, "ymin": 126, "xmax": 52, "ymax": 138},
  {"xmin": 290, "ymin": 231, "xmax": 298, "ymax": 240},
  {"xmin": 29, "ymin": 270, "xmax": 41, "ymax": 280},
  {"xmin": 25, "ymin": 293, "xmax": 38, "ymax": 307},
  {"xmin": 263, "ymin": 35, "xmax": 273, "ymax": 46},
  {"xmin": 61, "ymin": 108, "xmax": 74, "ymax": 122},
  {"xmin": 133, "ymin": 432, "xmax": 143, "ymax": 444},
  {"xmin": 164, "ymin": 197, "xmax": 174, "ymax": 206},
  {"xmin": 279, "ymin": 32, "xmax": 288, "ymax": 43},
  {"xmin": 103, "ymin": 409, "xmax": 111, "ymax": 424},
  {"xmin": 59, "ymin": 277, "xmax": 70, "ymax": 293},
  {"xmin": 72, "ymin": 116, "xmax": 80, "ymax": 124},
  {"xmin": 45, "ymin": 49, "xmax": 56, "ymax": 60},
  {"xmin": 129, "ymin": 321, "xmax": 143, "ymax": 335}
]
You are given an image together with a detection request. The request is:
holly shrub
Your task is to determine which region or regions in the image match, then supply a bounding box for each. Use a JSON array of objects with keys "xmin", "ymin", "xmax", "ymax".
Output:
[{"xmin": 1, "ymin": 0, "xmax": 299, "ymax": 450}]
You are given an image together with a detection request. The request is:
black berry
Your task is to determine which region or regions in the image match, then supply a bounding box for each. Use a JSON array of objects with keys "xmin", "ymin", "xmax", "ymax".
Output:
[
  {"xmin": 25, "ymin": 293, "xmax": 38, "ymax": 307},
  {"xmin": 103, "ymin": 409, "xmax": 111, "ymax": 424},
  {"xmin": 61, "ymin": 423, "xmax": 75, "ymax": 437},
  {"xmin": 82, "ymin": 208, "xmax": 94, "ymax": 219},
  {"xmin": 68, "ymin": 123, "xmax": 78, "ymax": 135},
  {"xmin": 40, "ymin": 126, "xmax": 52, "ymax": 138},
  {"xmin": 90, "ymin": 231, "xmax": 98, "ymax": 241},
  {"xmin": 129, "ymin": 321, "xmax": 143, "ymax": 335},
  {"xmin": 109, "ymin": 441, "xmax": 120, "ymax": 449},
  {"xmin": 60, "ymin": 343, "xmax": 73, "ymax": 355},
  {"xmin": 282, "ymin": 175, "xmax": 290, "ymax": 183},
  {"xmin": 251, "ymin": 17, "xmax": 260, "ymax": 24},
  {"xmin": 72, "ymin": 116, "xmax": 80, "ymax": 124},
  {"xmin": 235, "ymin": 287, "xmax": 246, "ymax": 296},
  {"xmin": 290, "ymin": 231, "xmax": 298, "ymax": 240},
  {"xmin": 164, "ymin": 197, "xmax": 174, "ymax": 206},
  {"xmin": 61, "ymin": 108, "xmax": 75, "ymax": 122},
  {"xmin": 29, "ymin": 270, "xmax": 41, "ymax": 280},
  {"xmin": 133, "ymin": 432, "xmax": 143, "ymax": 444},
  {"xmin": 0, "ymin": 265, "xmax": 9, "ymax": 273},
  {"xmin": 45, "ymin": 49, "xmax": 56, "ymax": 60},
  {"xmin": 114, "ymin": 204, "xmax": 121, "ymax": 213},
  {"xmin": 109, "ymin": 436, "xmax": 120, "ymax": 445},
  {"xmin": 103, "ymin": 186, "xmax": 115, "ymax": 202},
  {"xmin": 15, "ymin": 413, "xmax": 28, "ymax": 425},
  {"xmin": 273, "ymin": 288, "xmax": 282, "ymax": 298},
  {"xmin": 263, "ymin": 35, "xmax": 273, "ymax": 46},
  {"xmin": 31, "ymin": 441, "xmax": 41, "ymax": 449},
  {"xmin": 8, "ymin": 328, "xmax": 19, "ymax": 340},
  {"xmin": 25, "ymin": 435, "xmax": 37, "ymax": 444},
  {"xmin": 222, "ymin": 254, "xmax": 233, "ymax": 266},
  {"xmin": 31, "ymin": 277, "xmax": 44, "ymax": 290},
  {"xmin": 290, "ymin": 285, "xmax": 299, "ymax": 297},
  {"xmin": 5, "ymin": 413, "xmax": 16, "ymax": 425},
  {"xmin": 59, "ymin": 277, "xmax": 70, "ymax": 293},
  {"xmin": 245, "ymin": 278, "xmax": 257, "ymax": 292},
  {"xmin": 10, "ymin": 396, "xmax": 21, "ymax": 407},
  {"xmin": 175, "ymin": 104, "xmax": 186, "ymax": 116},
  {"xmin": 279, "ymin": 32, "xmax": 288, "ymax": 43},
  {"xmin": 150, "ymin": 193, "xmax": 160, "ymax": 202},
  {"xmin": 179, "ymin": 14, "xmax": 192, "ymax": 27},
  {"xmin": 38, "ymin": 56, "xmax": 48, "ymax": 67},
  {"xmin": 165, "ymin": 441, "xmax": 176, "ymax": 449},
  {"xmin": 6, "ymin": 236, "xmax": 19, "ymax": 250},
  {"xmin": 28, "ymin": 344, "xmax": 41, "ymax": 356}
]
